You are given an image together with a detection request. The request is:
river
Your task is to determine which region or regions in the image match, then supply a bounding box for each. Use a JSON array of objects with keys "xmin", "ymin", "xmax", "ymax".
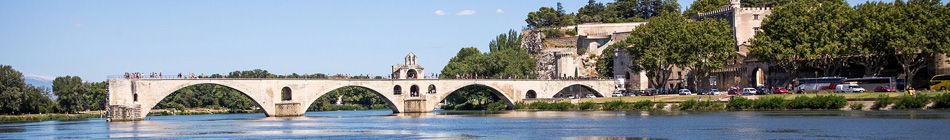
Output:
[{"xmin": 2, "ymin": 110, "xmax": 949, "ymax": 139}]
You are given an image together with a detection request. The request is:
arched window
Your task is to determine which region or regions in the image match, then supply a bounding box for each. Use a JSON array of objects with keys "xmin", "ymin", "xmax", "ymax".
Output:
[
  {"xmin": 133, "ymin": 93, "xmax": 138, "ymax": 102},
  {"xmin": 525, "ymin": 90, "xmax": 537, "ymax": 99},
  {"xmin": 394, "ymin": 85, "xmax": 402, "ymax": 95},
  {"xmin": 427, "ymin": 84, "xmax": 437, "ymax": 94},
  {"xmin": 410, "ymin": 85, "xmax": 420, "ymax": 97},
  {"xmin": 407, "ymin": 69, "xmax": 418, "ymax": 79},
  {"xmin": 281, "ymin": 87, "xmax": 292, "ymax": 101}
]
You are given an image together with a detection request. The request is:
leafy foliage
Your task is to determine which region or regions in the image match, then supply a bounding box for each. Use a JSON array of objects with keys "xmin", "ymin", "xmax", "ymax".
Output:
[
  {"xmin": 622, "ymin": 13, "xmax": 733, "ymax": 89},
  {"xmin": 872, "ymin": 94, "xmax": 892, "ymax": 109},
  {"xmin": 53, "ymin": 76, "xmax": 106, "ymax": 113},
  {"xmin": 683, "ymin": 0, "xmax": 729, "ymax": 17},
  {"xmin": 1, "ymin": 65, "xmax": 56, "ymax": 114},
  {"xmin": 893, "ymin": 95, "xmax": 930, "ymax": 109}
]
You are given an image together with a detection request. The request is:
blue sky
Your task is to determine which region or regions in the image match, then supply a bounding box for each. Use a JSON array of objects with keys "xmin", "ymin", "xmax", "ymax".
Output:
[{"xmin": 0, "ymin": 0, "xmax": 917, "ymax": 82}]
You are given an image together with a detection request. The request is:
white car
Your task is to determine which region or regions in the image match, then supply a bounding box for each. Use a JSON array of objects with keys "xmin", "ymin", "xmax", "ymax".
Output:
[
  {"xmin": 586, "ymin": 94, "xmax": 597, "ymax": 98},
  {"xmin": 835, "ymin": 84, "xmax": 866, "ymax": 93},
  {"xmin": 710, "ymin": 89, "xmax": 721, "ymax": 95},
  {"xmin": 741, "ymin": 88, "xmax": 757, "ymax": 95},
  {"xmin": 678, "ymin": 89, "xmax": 692, "ymax": 95},
  {"xmin": 566, "ymin": 94, "xmax": 575, "ymax": 99}
]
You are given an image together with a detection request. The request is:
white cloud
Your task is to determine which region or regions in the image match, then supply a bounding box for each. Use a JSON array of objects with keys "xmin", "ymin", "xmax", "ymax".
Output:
[
  {"xmin": 434, "ymin": 10, "xmax": 447, "ymax": 15},
  {"xmin": 73, "ymin": 24, "xmax": 84, "ymax": 27},
  {"xmin": 496, "ymin": 9, "xmax": 504, "ymax": 13},
  {"xmin": 456, "ymin": 10, "xmax": 476, "ymax": 16},
  {"xmin": 25, "ymin": 74, "xmax": 56, "ymax": 82}
]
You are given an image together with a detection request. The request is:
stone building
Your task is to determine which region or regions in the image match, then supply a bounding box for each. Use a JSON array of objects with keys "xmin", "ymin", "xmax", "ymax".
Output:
[{"xmin": 392, "ymin": 52, "xmax": 424, "ymax": 79}]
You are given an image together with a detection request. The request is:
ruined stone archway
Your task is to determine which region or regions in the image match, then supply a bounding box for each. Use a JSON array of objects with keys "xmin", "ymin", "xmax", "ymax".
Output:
[
  {"xmin": 554, "ymin": 84, "xmax": 603, "ymax": 98},
  {"xmin": 302, "ymin": 85, "xmax": 399, "ymax": 113},
  {"xmin": 140, "ymin": 82, "xmax": 274, "ymax": 120},
  {"xmin": 432, "ymin": 84, "xmax": 516, "ymax": 110}
]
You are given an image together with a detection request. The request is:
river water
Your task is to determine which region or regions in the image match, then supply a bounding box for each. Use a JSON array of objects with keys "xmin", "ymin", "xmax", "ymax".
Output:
[{"xmin": 2, "ymin": 110, "xmax": 950, "ymax": 139}]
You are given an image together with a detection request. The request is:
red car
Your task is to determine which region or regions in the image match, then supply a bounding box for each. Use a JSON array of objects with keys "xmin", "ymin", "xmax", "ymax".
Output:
[
  {"xmin": 728, "ymin": 88, "xmax": 740, "ymax": 95},
  {"xmin": 875, "ymin": 86, "xmax": 896, "ymax": 92},
  {"xmin": 772, "ymin": 87, "xmax": 789, "ymax": 94}
]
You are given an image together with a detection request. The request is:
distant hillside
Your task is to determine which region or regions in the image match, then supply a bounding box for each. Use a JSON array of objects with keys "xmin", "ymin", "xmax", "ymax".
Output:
[{"xmin": 24, "ymin": 74, "xmax": 54, "ymax": 89}]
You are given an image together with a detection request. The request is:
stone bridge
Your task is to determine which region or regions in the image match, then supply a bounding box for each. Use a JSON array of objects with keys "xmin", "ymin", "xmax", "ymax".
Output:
[{"xmin": 106, "ymin": 79, "xmax": 617, "ymax": 121}]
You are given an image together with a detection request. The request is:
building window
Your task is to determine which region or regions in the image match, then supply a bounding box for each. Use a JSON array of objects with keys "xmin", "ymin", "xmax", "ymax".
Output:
[
  {"xmin": 281, "ymin": 87, "xmax": 292, "ymax": 101},
  {"xmin": 754, "ymin": 14, "xmax": 760, "ymax": 20}
]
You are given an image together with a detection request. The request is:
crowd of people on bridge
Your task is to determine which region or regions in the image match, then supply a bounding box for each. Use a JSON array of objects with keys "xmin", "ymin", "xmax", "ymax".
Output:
[{"xmin": 123, "ymin": 72, "xmax": 200, "ymax": 79}]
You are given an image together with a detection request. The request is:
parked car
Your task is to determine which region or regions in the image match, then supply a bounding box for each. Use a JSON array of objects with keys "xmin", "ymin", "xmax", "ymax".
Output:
[
  {"xmin": 875, "ymin": 85, "xmax": 896, "ymax": 92},
  {"xmin": 710, "ymin": 89, "xmax": 721, "ymax": 95},
  {"xmin": 835, "ymin": 84, "xmax": 866, "ymax": 93},
  {"xmin": 586, "ymin": 94, "xmax": 597, "ymax": 98},
  {"xmin": 678, "ymin": 89, "xmax": 692, "ymax": 95},
  {"xmin": 728, "ymin": 88, "xmax": 740, "ymax": 95},
  {"xmin": 741, "ymin": 88, "xmax": 757, "ymax": 95},
  {"xmin": 772, "ymin": 87, "xmax": 789, "ymax": 94},
  {"xmin": 612, "ymin": 93, "xmax": 624, "ymax": 97},
  {"xmin": 566, "ymin": 94, "xmax": 575, "ymax": 99},
  {"xmin": 756, "ymin": 88, "xmax": 770, "ymax": 95}
]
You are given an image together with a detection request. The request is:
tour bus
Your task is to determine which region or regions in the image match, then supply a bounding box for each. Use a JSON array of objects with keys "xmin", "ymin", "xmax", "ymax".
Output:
[
  {"xmin": 843, "ymin": 77, "xmax": 896, "ymax": 90},
  {"xmin": 930, "ymin": 75, "xmax": 950, "ymax": 90},
  {"xmin": 794, "ymin": 77, "xmax": 846, "ymax": 93}
]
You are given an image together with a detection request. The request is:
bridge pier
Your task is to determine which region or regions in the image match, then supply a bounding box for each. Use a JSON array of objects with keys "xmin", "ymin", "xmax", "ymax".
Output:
[
  {"xmin": 275, "ymin": 102, "xmax": 304, "ymax": 117},
  {"xmin": 402, "ymin": 99, "xmax": 428, "ymax": 113}
]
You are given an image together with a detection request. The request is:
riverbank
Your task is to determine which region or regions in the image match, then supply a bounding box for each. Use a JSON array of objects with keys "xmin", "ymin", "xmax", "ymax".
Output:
[
  {"xmin": 0, "ymin": 114, "xmax": 102, "ymax": 124},
  {"xmin": 515, "ymin": 92, "xmax": 950, "ymax": 111}
]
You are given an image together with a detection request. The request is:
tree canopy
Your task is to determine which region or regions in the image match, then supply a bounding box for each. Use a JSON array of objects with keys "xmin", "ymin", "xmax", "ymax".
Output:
[
  {"xmin": 575, "ymin": 0, "xmax": 682, "ymax": 24},
  {"xmin": 1, "ymin": 65, "xmax": 56, "ymax": 114},
  {"xmin": 441, "ymin": 30, "xmax": 537, "ymax": 79},
  {"xmin": 621, "ymin": 13, "xmax": 734, "ymax": 89}
]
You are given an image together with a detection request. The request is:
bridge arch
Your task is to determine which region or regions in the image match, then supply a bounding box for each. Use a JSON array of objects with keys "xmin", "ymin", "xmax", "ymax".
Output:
[
  {"xmin": 554, "ymin": 84, "xmax": 604, "ymax": 98},
  {"xmin": 301, "ymin": 85, "xmax": 400, "ymax": 113},
  {"xmin": 432, "ymin": 84, "xmax": 515, "ymax": 110},
  {"xmin": 140, "ymin": 82, "xmax": 275, "ymax": 119}
]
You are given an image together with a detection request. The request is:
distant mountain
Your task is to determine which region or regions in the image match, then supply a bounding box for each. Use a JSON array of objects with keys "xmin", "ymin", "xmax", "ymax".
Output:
[{"xmin": 24, "ymin": 74, "xmax": 54, "ymax": 89}]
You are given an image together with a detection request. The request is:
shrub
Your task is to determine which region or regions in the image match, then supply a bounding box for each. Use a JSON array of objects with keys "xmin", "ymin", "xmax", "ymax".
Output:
[
  {"xmin": 454, "ymin": 102, "xmax": 476, "ymax": 110},
  {"xmin": 754, "ymin": 96, "xmax": 786, "ymax": 110},
  {"xmin": 486, "ymin": 102, "xmax": 508, "ymax": 111},
  {"xmin": 566, "ymin": 29, "xmax": 577, "ymax": 36},
  {"xmin": 578, "ymin": 102, "xmax": 597, "ymax": 110},
  {"xmin": 932, "ymin": 92, "xmax": 950, "ymax": 108},
  {"xmin": 631, "ymin": 100, "xmax": 654, "ymax": 110},
  {"xmin": 512, "ymin": 101, "xmax": 527, "ymax": 109},
  {"xmin": 655, "ymin": 102, "xmax": 668, "ymax": 110},
  {"xmin": 528, "ymin": 101, "xmax": 550, "ymax": 109},
  {"xmin": 850, "ymin": 102, "xmax": 865, "ymax": 110},
  {"xmin": 893, "ymin": 95, "xmax": 930, "ymax": 109},
  {"xmin": 727, "ymin": 96, "xmax": 753, "ymax": 109},
  {"xmin": 787, "ymin": 96, "xmax": 811, "ymax": 109},
  {"xmin": 603, "ymin": 100, "xmax": 628, "ymax": 110},
  {"xmin": 872, "ymin": 94, "xmax": 891, "ymax": 109},
  {"xmin": 577, "ymin": 48, "xmax": 588, "ymax": 55},
  {"xmin": 677, "ymin": 99, "xmax": 698, "ymax": 110}
]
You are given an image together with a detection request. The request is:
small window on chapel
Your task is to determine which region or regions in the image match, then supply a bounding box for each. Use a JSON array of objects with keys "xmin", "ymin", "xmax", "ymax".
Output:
[{"xmin": 754, "ymin": 14, "xmax": 760, "ymax": 20}]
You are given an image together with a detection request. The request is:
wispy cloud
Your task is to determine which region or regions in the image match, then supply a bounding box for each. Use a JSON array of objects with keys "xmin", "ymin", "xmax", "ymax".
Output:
[
  {"xmin": 434, "ymin": 10, "xmax": 447, "ymax": 15},
  {"xmin": 25, "ymin": 74, "xmax": 56, "ymax": 82},
  {"xmin": 456, "ymin": 10, "xmax": 476, "ymax": 16},
  {"xmin": 496, "ymin": 9, "xmax": 504, "ymax": 13},
  {"xmin": 73, "ymin": 24, "xmax": 84, "ymax": 27}
]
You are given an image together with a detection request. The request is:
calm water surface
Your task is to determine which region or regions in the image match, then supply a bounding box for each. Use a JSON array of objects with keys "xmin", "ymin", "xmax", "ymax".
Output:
[{"xmin": 2, "ymin": 110, "xmax": 950, "ymax": 139}]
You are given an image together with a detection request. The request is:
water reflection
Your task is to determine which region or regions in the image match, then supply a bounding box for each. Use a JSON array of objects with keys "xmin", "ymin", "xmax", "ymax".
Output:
[{"xmin": 1, "ymin": 110, "xmax": 950, "ymax": 139}]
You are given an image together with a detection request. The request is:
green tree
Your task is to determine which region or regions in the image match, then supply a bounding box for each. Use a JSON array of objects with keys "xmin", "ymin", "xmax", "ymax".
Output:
[
  {"xmin": 849, "ymin": 1, "xmax": 898, "ymax": 77},
  {"xmin": 0, "ymin": 65, "xmax": 25, "ymax": 114},
  {"xmin": 621, "ymin": 12, "xmax": 732, "ymax": 89},
  {"xmin": 749, "ymin": 0, "xmax": 853, "ymax": 77},
  {"xmin": 683, "ymin": 0, "xmax": 729, "ymax": 17},
  {"xmin": 526, "ymin": 6, "xmax": 576, "ymax": 28},
  {"xmin": 887, "ymin": 0, "xmax": 947, "ymax": 89},
  {"xmin": 53, "ymin": 76, "xmax": 87, "ymax": 113},
  {"xmin": 578, "ymin": 0, "xmax": 608, "ymax": 23}
]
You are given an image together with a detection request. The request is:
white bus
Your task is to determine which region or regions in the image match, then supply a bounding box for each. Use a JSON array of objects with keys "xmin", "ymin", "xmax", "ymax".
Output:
[
  {"xmin": 795, "ymin": 77, "xmax": 846, "ymax": 93},
  {"xmin": 844, "ymin": 77, "xmax": 895, "ymax": 90}
]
